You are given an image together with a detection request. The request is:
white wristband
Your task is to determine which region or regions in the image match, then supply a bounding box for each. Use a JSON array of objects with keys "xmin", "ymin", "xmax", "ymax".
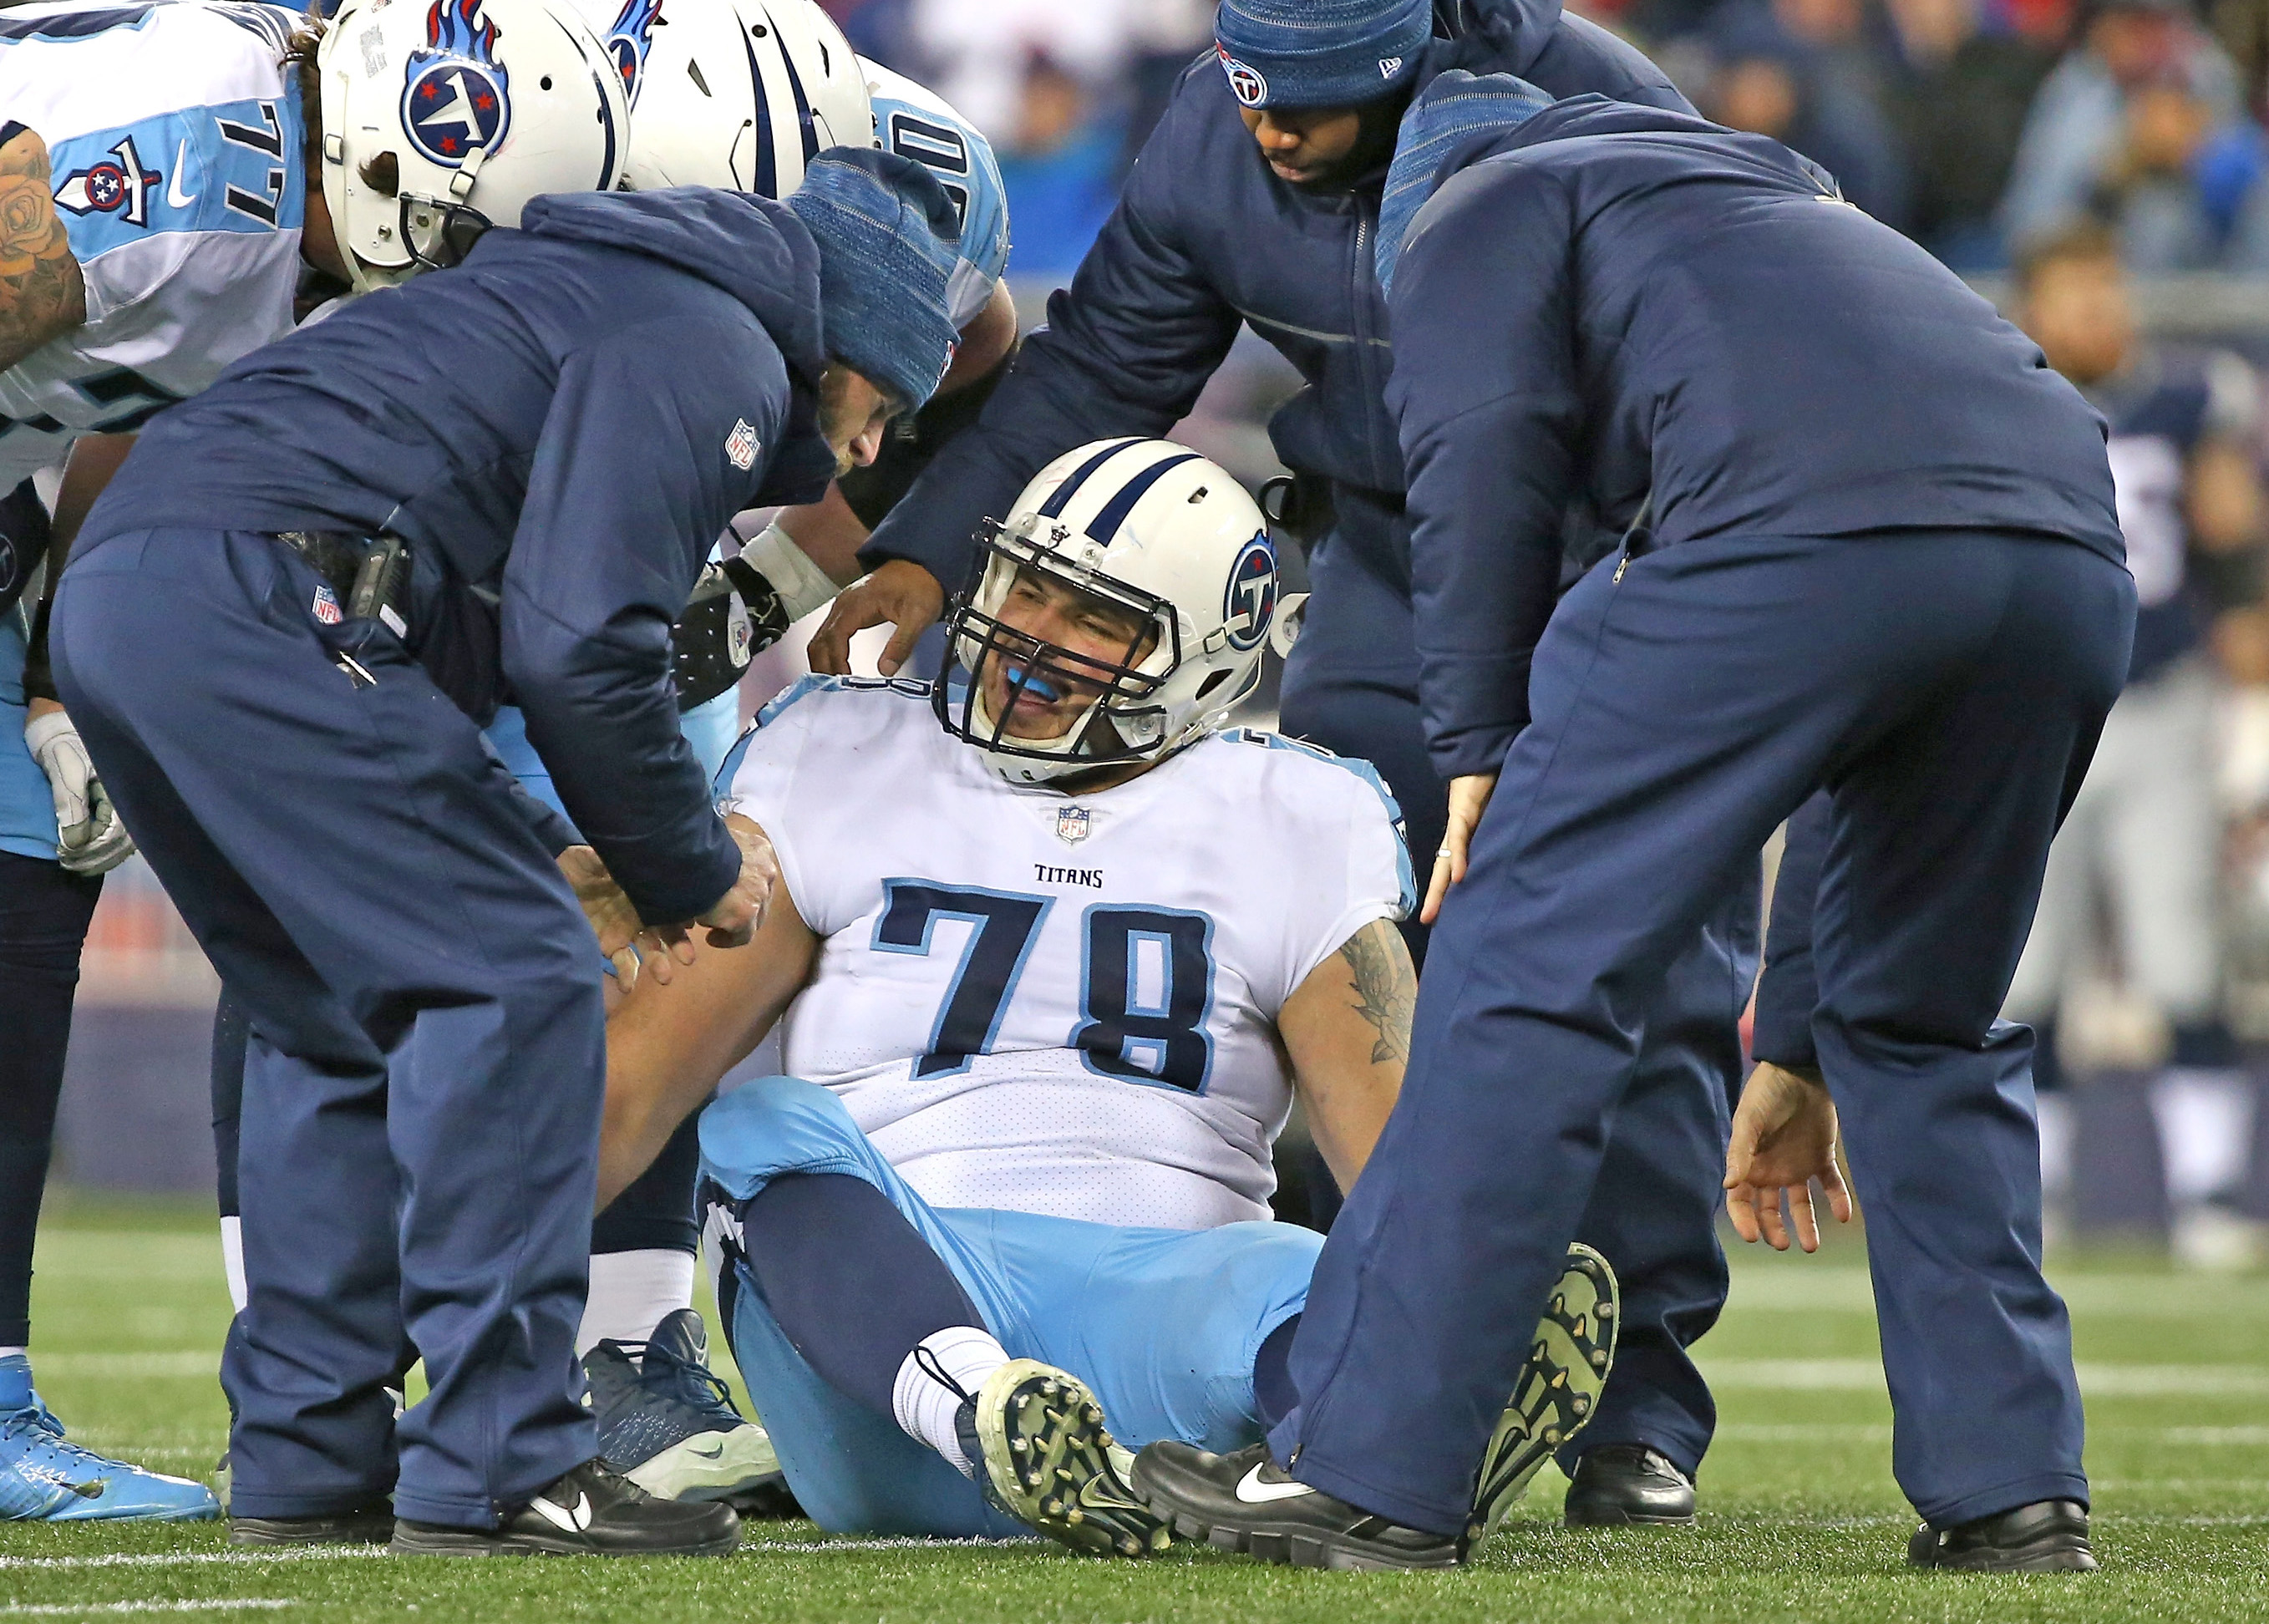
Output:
[{"xmin": 738, "ymin": 522, "xmax": 840, "ymax": 623}]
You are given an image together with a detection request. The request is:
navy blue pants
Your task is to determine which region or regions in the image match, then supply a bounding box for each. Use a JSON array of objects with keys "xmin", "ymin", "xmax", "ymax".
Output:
[
  {"xmin": 53, "ymin": 528, "xmax": 603, "ymax": 1528},
  {"xmin": 1277, "ymin": 533, "xmax": 1748, "ymax": 1477},
  {"xmin": 0, "ymin": 852, "xmax": 101, "ymax": 1348},
  {"xmin": 1276, "ymin": 529, "xmax": 2134, "ymax": 1535}
]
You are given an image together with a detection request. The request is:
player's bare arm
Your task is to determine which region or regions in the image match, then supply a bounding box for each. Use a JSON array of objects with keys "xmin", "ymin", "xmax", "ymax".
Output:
[
  {"xmin": 0, "ymin": 125, "xmax": 87, "ymax": 374},
  {"xmin": 1278, "ymin": 916, "xmax": 1415, "ymax": 1194},
  {"xmin": 596, "ymin": 842, "xmax": 820, "ymax": 1209}
]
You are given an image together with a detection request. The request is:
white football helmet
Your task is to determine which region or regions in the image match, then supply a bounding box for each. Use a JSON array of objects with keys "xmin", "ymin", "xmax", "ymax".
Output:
[
  {"xmin": 317, "ymin": 0, "xmax": 629, "ymax": 293},
  {"xmin": 593, "ymin": 0, "xmax": 871, "ymax": 195},
  {"xmin": 937, "ymin": 439, "xmax": 1285, "ymax": 786}
]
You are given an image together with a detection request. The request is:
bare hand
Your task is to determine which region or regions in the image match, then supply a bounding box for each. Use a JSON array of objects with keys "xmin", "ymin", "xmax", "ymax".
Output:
[
  {"xmin": 807, "ymin": 558, "xmax": 943, "ymax": 677},
  {"xmin": 1419, "ymin": 772, "xmax": 1498, "ymax": 925},
  {"xmin": 684, "ymin": 813, "xmax": 779, "ymax": 949},
  {"xmin": 1724, "ymin": 1061, "xmax": 1855, "ymax": 1252},
  {"xmin": 558, "ymin": 845, "xmax": 688, "ymax": 990}
]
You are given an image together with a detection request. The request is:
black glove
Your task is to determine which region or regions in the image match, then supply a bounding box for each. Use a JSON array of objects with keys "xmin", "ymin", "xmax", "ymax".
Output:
[{"xmin": 671, "ymin": 556, "xmax": 792, "ymax": 712}]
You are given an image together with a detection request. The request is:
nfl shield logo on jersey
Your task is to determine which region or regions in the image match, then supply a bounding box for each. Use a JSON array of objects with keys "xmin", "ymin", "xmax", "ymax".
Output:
[
  {"xmin": 312, "ymin": 584, "xmax": 343, "ymax": 625},
  {"xmin": 725, "ymin": 419, "xmax": 760, "ymax": 471},
  {"xmin": 1055, "ymin": 805, "xmax": 1091, "ymax": 845}
]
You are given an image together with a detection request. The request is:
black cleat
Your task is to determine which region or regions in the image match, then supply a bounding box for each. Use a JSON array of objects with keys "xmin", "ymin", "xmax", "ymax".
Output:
[
  {"xmin": 1131, "ymin": 1440, "xmax": 1460, "ymax": 1571},
  {"xmin": 1907, "ymin": 1499, "xmax": 2097, "ymax": 1572},
  {"xmin": 1563, "ymin": 1444, "xmax": 1696, "ymax": 1526},
  {"xmin": 227, "ymin": 1505, "xmax": 396, "ymax": 1545},
  {"xmin": 388, "ymin": 1459, "xmax": 738, "ymax": 1556}
]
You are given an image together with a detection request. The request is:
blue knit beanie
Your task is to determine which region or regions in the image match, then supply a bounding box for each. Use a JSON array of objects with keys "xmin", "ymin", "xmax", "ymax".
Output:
[
  {"xmin": 785, "ymin": 148, "xmax": 962, "ymax": 410},
  {"xmin": 1213, "ymin": 0, "xmax": 1433, "ymax": 110},
  {"xmin": 1376, "ymin": 69, "xmax": 1553, "ymax": 296}
]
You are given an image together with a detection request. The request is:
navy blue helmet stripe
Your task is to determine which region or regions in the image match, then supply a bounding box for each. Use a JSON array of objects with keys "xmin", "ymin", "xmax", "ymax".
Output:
[
  {"xmin": 1085, "ymin": 452, "xmax": 1202, "ymax": 543},
  {"xmin": 1038, "ymin": 439, "xmax": 1144, "ymax": 519},
  {"xmin": 764, "ymin": 8, "xmax": 820, "ymax": 165},
  {"xmin": 742, "ymin": 28, "xmax": 778, "ymax": 197}
]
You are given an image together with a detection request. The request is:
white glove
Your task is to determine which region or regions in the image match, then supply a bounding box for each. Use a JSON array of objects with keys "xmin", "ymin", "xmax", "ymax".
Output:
[
  {"xmin": 24, "ymin": 708, "xmax": 136, "ymax": 875},
  {"xmin": 734, "ymin": 520, "xmax": 843, "ymax": 623}
]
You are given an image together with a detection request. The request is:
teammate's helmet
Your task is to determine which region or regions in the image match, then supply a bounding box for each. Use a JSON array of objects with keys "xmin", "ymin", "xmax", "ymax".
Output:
[
  {"xmin": 317, "ymin": 0, "xmax": 629, "ymax": 294},
  {"xmin": 937, "ymin": 439, "xmax": 1282, "ymax": 786},
  {"xmin": 598, "ymin": 0, "xmax": 871, "ymax": 195}
]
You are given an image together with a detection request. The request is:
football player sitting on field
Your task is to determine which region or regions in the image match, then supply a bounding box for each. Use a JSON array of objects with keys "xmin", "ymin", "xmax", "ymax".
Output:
[{"xmin": 591, "ymin": 439, "xmax": 1620, "ymax": 1557}]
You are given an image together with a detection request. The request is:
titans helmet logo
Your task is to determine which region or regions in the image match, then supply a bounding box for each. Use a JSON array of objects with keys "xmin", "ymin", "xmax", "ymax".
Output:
[
  {"xmin": 1216, "ymin": 45, "xmax": 1267, "ymax": 108},
  {"xmin": 401, "ymin": 0, "xmax": 511, "ymax": 168},
  {"xmin": 1222, "ymin": 534, "xmax": 1277, "ymax": 652},
  {"xmin": 607, "ymin": 0, "xmax": 662, "ymax": 107}
]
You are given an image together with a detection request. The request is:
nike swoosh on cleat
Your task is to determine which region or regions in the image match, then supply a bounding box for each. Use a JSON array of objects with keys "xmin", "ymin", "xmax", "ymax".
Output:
[
  {"xmin": 166, "ymin": 140, "xmax": 195, "ymax": 207},
  {"xmin": 530, "ymin": 1491, "xmax": 593, "ymax": 1533},
  {"xmin": 1233, "ymin": 1463, "xmax": 1317, "ymax": 1505},
  {"xmin": 688, "ymin": 1443, "xmax": 726, "ymax": 1460}
]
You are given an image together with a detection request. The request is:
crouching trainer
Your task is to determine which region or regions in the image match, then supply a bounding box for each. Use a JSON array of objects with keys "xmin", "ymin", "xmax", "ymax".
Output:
[
  {"xmin": 48, "ymin": 0, "xmax": 967, "ymax": 1541},
  {"xmin": 591, "ymin": 441, "xmax": 1619, "ymax": 1557},
  {"xmin": 1133, "ymin": 75, "xmax": 2133, "ymax": 1573}
]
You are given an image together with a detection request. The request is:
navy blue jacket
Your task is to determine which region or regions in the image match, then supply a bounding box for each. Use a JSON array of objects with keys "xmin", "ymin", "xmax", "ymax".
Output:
[
  {"xmin": 1390, "ymin": 99, "xmax": 2125, "ymax": 779},
  {"xmin": 860, "ymin": 0, "xmax": 1693, "ymax": 596},
  {"xmin": 81, "ymin": 189, "xmax": 836, "ymax": 923}
]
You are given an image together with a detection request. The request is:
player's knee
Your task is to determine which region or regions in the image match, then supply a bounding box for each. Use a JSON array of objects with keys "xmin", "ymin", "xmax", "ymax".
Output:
[{"xmin": 697, "ymin": 1076, "xmax": 876, "ymax": 1200}]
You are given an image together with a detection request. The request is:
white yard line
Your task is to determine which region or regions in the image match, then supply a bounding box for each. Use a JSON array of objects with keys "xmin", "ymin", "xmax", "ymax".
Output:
[
  {"xmin": 1699, "ymin": 1359, "xmax": 2269, "ymax": 1395},
  {"xmin": 0, "ymin": 1604, "xmax": 292, "ymax": 1616},
  {"xmin": 0, "ymin": 1539, "xmax": 1025, "ymax": 1572}
]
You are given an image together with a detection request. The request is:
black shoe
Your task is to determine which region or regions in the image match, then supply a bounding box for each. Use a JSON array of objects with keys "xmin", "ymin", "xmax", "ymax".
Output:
[
  {"xmin": 1130, "ymin": 1441, "xmax": 1460, "ymax": 1571},
  {"xmin": 228, "ymin": 1505, "xmax": 396, "ymax": 1545},
  {"xmin": 388, "ymin": 1459, "xmax": 739, "ymax": 1556},
  {"xmin": 1563, "ymin": 1444, "xmax": 1696, "ymax": 1526},
  {"xmin": 1907, "ymin": 1499, "xmax": 2097, "ymax": 1572}
]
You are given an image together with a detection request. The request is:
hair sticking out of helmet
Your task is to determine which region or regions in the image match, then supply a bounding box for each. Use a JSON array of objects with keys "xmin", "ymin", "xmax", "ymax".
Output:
[{"xmin": 932, "ymin": 439, "xmax": 1280, "ymax": 787}]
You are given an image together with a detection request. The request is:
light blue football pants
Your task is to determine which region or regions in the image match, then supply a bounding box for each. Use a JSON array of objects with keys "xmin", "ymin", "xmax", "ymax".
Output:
[{"xmin": 697, "ymin": 1077, "xmax": 1322, "ymax": 1536}]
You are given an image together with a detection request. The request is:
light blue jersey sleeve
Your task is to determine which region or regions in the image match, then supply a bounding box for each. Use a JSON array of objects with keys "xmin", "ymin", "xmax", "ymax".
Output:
[{"xmin": 860, "ymin": 59, "xmax": 1010, "ymax": 329}]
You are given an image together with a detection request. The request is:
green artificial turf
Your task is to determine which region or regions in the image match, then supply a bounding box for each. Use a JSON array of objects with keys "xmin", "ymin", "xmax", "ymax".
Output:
[{"xmin": 4, "ymin": 1196, "xmax": 2266, "ymax": 1621}]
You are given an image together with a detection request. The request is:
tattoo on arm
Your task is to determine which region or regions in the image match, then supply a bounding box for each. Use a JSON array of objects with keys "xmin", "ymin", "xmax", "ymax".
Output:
[
  {"xmin": 0, "ymin": 127, "xmax": 88, "ymax": 373},
  {"xmin": 1339, "ymin": 918, "xmax": 1415, "ymax": 1068}
]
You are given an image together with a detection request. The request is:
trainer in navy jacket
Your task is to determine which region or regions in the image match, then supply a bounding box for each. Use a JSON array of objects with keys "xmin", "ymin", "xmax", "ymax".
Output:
[
  {"xmin": 50, "ymin": 188, "xmax": 835, "ymax": 1530},
  {"xmin": 1272, "ymin": 89, "xmax": 2134, "ymax": 1549},
  {"xmin": 857, "ymin": 0, "xmax": 1754, "ymax": 1505}
]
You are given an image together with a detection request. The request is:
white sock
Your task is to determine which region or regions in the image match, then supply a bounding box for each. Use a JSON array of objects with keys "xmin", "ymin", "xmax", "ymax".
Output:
[
  {"xmin": 891, "ymin": 1326, "xmax": 1010, "ymax": 1478},
  {"xmin": 577, "ymin": 1250, "xmax": 697, "ymax": 1357},
  {"xmin": 220, "ymin": 1217, "xmax": 247, "ymax": 1315},
  {"xmin": 0, "ymin": 1347, "xmax": 24, "ymax": 1362}
]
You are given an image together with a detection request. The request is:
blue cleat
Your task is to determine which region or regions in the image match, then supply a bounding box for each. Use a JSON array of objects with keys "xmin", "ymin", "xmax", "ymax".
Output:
[
  {"xmin": 0, "ymin": 1354, "xmax": 220, "ymax": 1522},
  {"xmin": 583, "ymin": 1310, "xmax": 789, "ymax": 1512}
]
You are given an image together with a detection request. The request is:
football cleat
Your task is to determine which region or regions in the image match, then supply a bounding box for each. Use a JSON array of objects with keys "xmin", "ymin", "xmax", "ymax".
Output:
[
  {"xmin": 582, "ymin": 1309, "xmax": 785, "ymax": 1509},
  {"xmin": 1131, "ymin": 1244, "xmax": 1623, "ymax": 1569},
  {"xmin": 391, "ymin": 1458, "xmax": 738, "ymax": 1556},
  {"xmin": 228, "ymin": 1505, "xmax": 395, "ymax": 1545},
  {"xmin": 1907, "ymin": 1499, "xmax": 2097, "ymax": 1572},
  {"xmin": 967, "ymin": 1359, "xmax": 1170, "ymax": 1558},
  {"xmin": 1470, "ymin": 1241, "xmax": 1620, "ymax": 1544},
  {"xmin": 0, "ymin": 1354, "xmax": 219, "ymax": 1522}
]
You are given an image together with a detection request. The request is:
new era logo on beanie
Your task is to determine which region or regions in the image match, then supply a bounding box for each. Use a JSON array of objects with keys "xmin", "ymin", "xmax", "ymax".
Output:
[
  {"xmin": 1214, "ymin": 0, "xmax": 1433, "ymax": 110},
  {"xmin": 1375, "ymin": 69, "xmax": 1553, "ymax": 297},
  {"xmin": 785, "ymin": 148, "xmax": 962, "ymax": 413}
]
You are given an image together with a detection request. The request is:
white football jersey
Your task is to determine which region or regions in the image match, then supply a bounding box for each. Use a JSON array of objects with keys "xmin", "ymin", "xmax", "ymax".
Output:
[
  {"xmin": 719, "ymin": 677, "xmax": 1412, "ymax": 1230},
  {"xmin": 0, "ymin": 1, "xmax": 307, "ymax": 490},
  {"xmin": 860, "ymin": 59, "xmax": 1008, "ymax": 331}
]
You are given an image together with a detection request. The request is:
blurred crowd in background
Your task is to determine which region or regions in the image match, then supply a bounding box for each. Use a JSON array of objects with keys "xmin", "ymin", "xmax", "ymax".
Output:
[{"xmin": 59, "ymin": 0, "xmax": 2269, "ymax": 1269}]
